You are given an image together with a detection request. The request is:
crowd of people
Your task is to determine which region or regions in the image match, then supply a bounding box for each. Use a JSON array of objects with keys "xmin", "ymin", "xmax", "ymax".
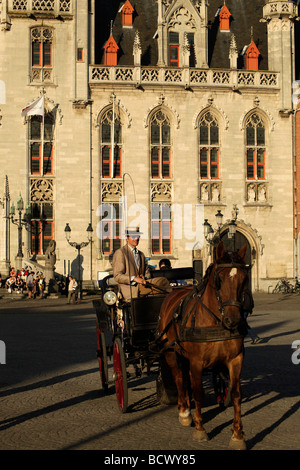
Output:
[
  {"xmin": 0, "ymin": 267, "xmax": 46, "ymax": 299},
  {"xmin": 0, "ymin": 267, "xmax": 80, "ymax": 303}
]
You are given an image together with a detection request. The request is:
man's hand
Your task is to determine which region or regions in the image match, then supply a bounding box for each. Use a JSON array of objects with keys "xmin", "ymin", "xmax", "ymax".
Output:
[{"xmin": 133, "ymin": 275, "xmax": 146, "ymax": 285}]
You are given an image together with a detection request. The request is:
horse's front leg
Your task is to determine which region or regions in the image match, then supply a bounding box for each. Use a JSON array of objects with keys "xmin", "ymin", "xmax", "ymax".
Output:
[
  {"xmin": 164, "ymin": 351, "xmax": 192, "ymax": 426},
  {"xmin": 228, "ymin": 354, "xmax": 247, "ymax": 450},
  {"xmin": 189, "ymin": 363, "xmax": 209, "ymax": 442}
]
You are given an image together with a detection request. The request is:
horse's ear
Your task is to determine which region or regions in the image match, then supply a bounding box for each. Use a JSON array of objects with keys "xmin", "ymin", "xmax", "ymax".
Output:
[
  {"xmin": 238, "ymin": 242, "xmax": 247, "ymax": 260},
  {"xmin": 216, "ymin": 241, "xmax": 225, "ymax": 260}
]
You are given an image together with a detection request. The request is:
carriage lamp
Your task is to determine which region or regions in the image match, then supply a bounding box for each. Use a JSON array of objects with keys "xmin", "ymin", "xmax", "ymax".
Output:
[{"xmin": 103, "ymin": 290, "xmax": 117, "ymax": 305}]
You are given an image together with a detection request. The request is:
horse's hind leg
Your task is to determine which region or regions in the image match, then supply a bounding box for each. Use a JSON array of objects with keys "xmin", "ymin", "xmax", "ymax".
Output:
[{"xmin": 164, "ymin": 351, "xmax": 192, "ymax": 426}]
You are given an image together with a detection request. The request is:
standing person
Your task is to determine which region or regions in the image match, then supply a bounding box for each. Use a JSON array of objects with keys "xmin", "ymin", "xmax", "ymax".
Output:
[
  {"xmin": 67, "ymin": 276, "xmax": 74, "ymax": 304},
  {"xmin": 112, "ymin": 227, "xmax": 171, "ymax": 301},
  {"xmin": 67, "ymin": 276, "xmax": 78, "ymax": 304},
  {"xmin": 241, "ymin": 287, "xmax": 261, "ymax": 344},
  {"xmin": 38, "ymin": 274, "xmax": 45, "ymax": 299},
  {"xmin": 26, "ymin": 271, "xmax": 35, "ymax": 299},
  {"xmin": 72, "ymin": 278, "xmax": 79, "ymax": 303}
]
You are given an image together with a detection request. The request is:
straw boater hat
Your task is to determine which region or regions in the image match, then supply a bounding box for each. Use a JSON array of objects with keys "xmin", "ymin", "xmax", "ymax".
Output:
[{"xmin": 125, "ymin": 226, "xmax": 142, "ymax": 237}]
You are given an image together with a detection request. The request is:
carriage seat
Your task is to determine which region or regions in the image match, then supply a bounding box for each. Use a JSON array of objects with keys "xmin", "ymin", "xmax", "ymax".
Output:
[{"xmin": 150, "ymin": 267, "xmax": 195, "ymax": 285}]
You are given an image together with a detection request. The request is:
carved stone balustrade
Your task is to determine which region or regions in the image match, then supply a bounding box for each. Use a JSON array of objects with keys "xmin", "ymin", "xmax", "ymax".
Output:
[{"xmin": 90, "ymin": 65, "xmax": 279, "ymax": 91}]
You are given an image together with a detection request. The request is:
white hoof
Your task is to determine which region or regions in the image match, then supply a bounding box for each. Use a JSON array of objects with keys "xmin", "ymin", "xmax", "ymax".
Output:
[{"xmin": 178, "ymin": 409, "xmax": 192, "ymax": 426}]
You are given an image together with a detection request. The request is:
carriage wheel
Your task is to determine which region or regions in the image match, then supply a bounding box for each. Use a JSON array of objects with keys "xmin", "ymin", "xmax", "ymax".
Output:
[
  {"xmin": 96, "ymin": 322, "xmax": 109, "ymax": 392},
  {"xmin": 113, "ymin": 337, "xmax": 128, "ymax": 413}
]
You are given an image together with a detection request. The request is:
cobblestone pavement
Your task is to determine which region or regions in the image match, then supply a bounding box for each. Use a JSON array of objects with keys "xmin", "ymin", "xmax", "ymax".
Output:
[{"xmin": 0, "ymin": 291, "xmax": 299, "ymax": 452}]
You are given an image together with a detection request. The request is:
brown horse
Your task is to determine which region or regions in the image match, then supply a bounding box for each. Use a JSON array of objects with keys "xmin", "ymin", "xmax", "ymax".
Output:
[{"xmin": 157, "ymin": 241, "xmax": 248, "ymax": 450}]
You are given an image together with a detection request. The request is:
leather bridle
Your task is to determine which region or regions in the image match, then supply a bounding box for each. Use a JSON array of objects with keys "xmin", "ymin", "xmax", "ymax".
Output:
[{"xmin": 212, "ymin": 263, "xmax": 248, "ymax": 321}]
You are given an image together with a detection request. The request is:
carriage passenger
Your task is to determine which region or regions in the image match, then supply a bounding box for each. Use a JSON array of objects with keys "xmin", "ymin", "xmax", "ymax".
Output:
[{"xmin": 159, "ymin": 259, "xmax": 188, "ymax": 286}]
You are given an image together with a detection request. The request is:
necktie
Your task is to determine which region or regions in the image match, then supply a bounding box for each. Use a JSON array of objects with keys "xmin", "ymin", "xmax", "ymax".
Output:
[{"xmin": 133, "ymin": 248, "xmax": 140, "ymax": 269}]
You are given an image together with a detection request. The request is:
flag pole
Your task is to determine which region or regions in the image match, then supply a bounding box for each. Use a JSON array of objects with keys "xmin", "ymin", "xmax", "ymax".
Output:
[
  {"xmin": 41, "ymin": 91, "xmax": 45, "ymax": 176},
  {"xmin": 111, "ymin": 93, "xmax": 115, "ymax": 179}
]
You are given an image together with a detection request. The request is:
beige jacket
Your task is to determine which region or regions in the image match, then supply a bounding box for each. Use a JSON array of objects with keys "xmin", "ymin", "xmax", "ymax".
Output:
[{"xmin": 112, "ymin": 244, "xmax": 150, "ymax": 301}]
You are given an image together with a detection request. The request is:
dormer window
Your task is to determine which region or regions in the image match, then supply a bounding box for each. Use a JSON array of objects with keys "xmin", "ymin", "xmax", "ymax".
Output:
[
  {"xmin": 246, "ymin": 41, "xmax": 260, "ymax": 71},
  {"xmin": 121, "ymin": 0, "xmax": 134, "ymax": 28},
  {"xmin": 219, "ymin": 4, "xmax": 231, "ymax": 32},
  {"xmin": 104, "ymin": 34, "xmax": 119, "ymax": 66}
]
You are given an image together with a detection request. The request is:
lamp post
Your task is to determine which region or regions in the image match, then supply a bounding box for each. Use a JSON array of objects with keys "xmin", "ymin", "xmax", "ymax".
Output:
[
  {"xmin": 64, "ymin": 222, "xmax": 93, "ymax": 299},
  {"xmin": 9, "ymin": 193, "xmax": 31, "ymax": 268},
  {"xmin": 203, "ymin": 207, "xmax": 238, "ymax": 249}
]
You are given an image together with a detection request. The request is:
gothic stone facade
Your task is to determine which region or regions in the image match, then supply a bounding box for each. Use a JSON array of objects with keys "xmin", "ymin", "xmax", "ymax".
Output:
[{"xmin": 0, "ymin": 0, "xmax": 299, "ymax": 291}]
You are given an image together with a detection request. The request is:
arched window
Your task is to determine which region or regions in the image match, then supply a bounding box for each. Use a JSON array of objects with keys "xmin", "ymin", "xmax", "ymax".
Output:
[
  {"xmin": 100, "ymin": 108, "xmax": 122, "ymax": 179},
  {"xmin": 31, "ymin": 27, "xmax": 53, "ymax": 83},
  {"xmin": 150, "ymin": 110, "xmax": 171, "ymax": 179},
  {"xmin": 29, "ymin": 112, "xmax": 54, "ymax": 255},
  {"xmin": 245, "ymin": 113, "xmax": 266, "ymax": 180},
  {"xmin": 30, "ymin": 114, "xmax": 54, "ymax": 176},
  {"xmin": 199, "ymin": 112, "xmax": 220, "ymax": 179}
]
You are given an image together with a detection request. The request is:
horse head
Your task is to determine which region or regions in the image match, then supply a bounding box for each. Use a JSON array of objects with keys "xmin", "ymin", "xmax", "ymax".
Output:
[{"xmin": 212, "ymin": 241, "xmax": 248, "ymax": 330}]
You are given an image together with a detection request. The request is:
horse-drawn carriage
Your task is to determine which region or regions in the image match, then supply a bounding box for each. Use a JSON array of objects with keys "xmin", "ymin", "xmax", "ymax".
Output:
[
  {"xmin": 93, "ymin": 242, "xmax": 249, "ymax": 450},
  {"xmin": 93, "ymin": 266, "xmax": 197, "ymax": 412}
]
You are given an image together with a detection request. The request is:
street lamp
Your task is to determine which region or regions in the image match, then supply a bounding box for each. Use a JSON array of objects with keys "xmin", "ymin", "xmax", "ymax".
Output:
[
  {"xmin": 203, "ymin": 206, "xmax": 239, "ymax": 248},
  {"xmin": 9, "ymin": 193, "xmax": 31, "ymax": 261},
  {"xmin": 203, "ymin": 210, "xmax": 224, "ymax": 246},
  {"xmin": 64, "ymin": 222, "xmax": 93, "ymax": 299},
  {"xmin": 228, "ymin": 219, "xmax": 237, "ymax": 239}
]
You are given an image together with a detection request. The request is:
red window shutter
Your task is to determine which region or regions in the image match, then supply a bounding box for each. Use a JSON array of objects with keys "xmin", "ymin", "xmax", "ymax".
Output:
[
  {"xmin": 102, "ymin": 146, "xmax": 111, "ymax": 177},
  {"xmin": 122, "ymin": 0, "xmax": 134, "ymax": 27},
  {"xmin": 32, "ymin": 41, "xmax": 42, "ymax": 66},
  {"xmin": 43, "ymin": 41, "xmax": 52, "ymax": 67},
  {"xmin": 43, "ymin": 143, "xmax": 53, "ymax": 175},
  {"xmin": 151, "ymin": 148, "xmax": 160, "ymax": 178},
  {"xmin": 104, "ymin": 35, "xmax": 119, "ymax": 66},
  {"xmin": 113, "ymin": 146, "xmax": 122, "ymax": 178},
  {"xmin": 219, "ymin": 4, "xmax": 231, "ymax": 32},
  {"xmin": 246, "ymin": 41, "xmax": 260, "ymax": 71},
  {"xmin": 31, "ymin": 143, "xmax": 41, "ymax": 174}
]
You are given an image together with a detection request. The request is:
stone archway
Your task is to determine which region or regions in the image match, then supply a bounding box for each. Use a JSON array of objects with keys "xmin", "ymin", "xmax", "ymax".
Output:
[{"xmin": 219, "ymin": 228, "xmax": 257, "ymax": 290}]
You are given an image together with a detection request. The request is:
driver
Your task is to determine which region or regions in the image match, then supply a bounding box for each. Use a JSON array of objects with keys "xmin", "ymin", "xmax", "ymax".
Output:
[{"xmin": 112, "ymin": 226, "xmax": 171, "ymax": 301}]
